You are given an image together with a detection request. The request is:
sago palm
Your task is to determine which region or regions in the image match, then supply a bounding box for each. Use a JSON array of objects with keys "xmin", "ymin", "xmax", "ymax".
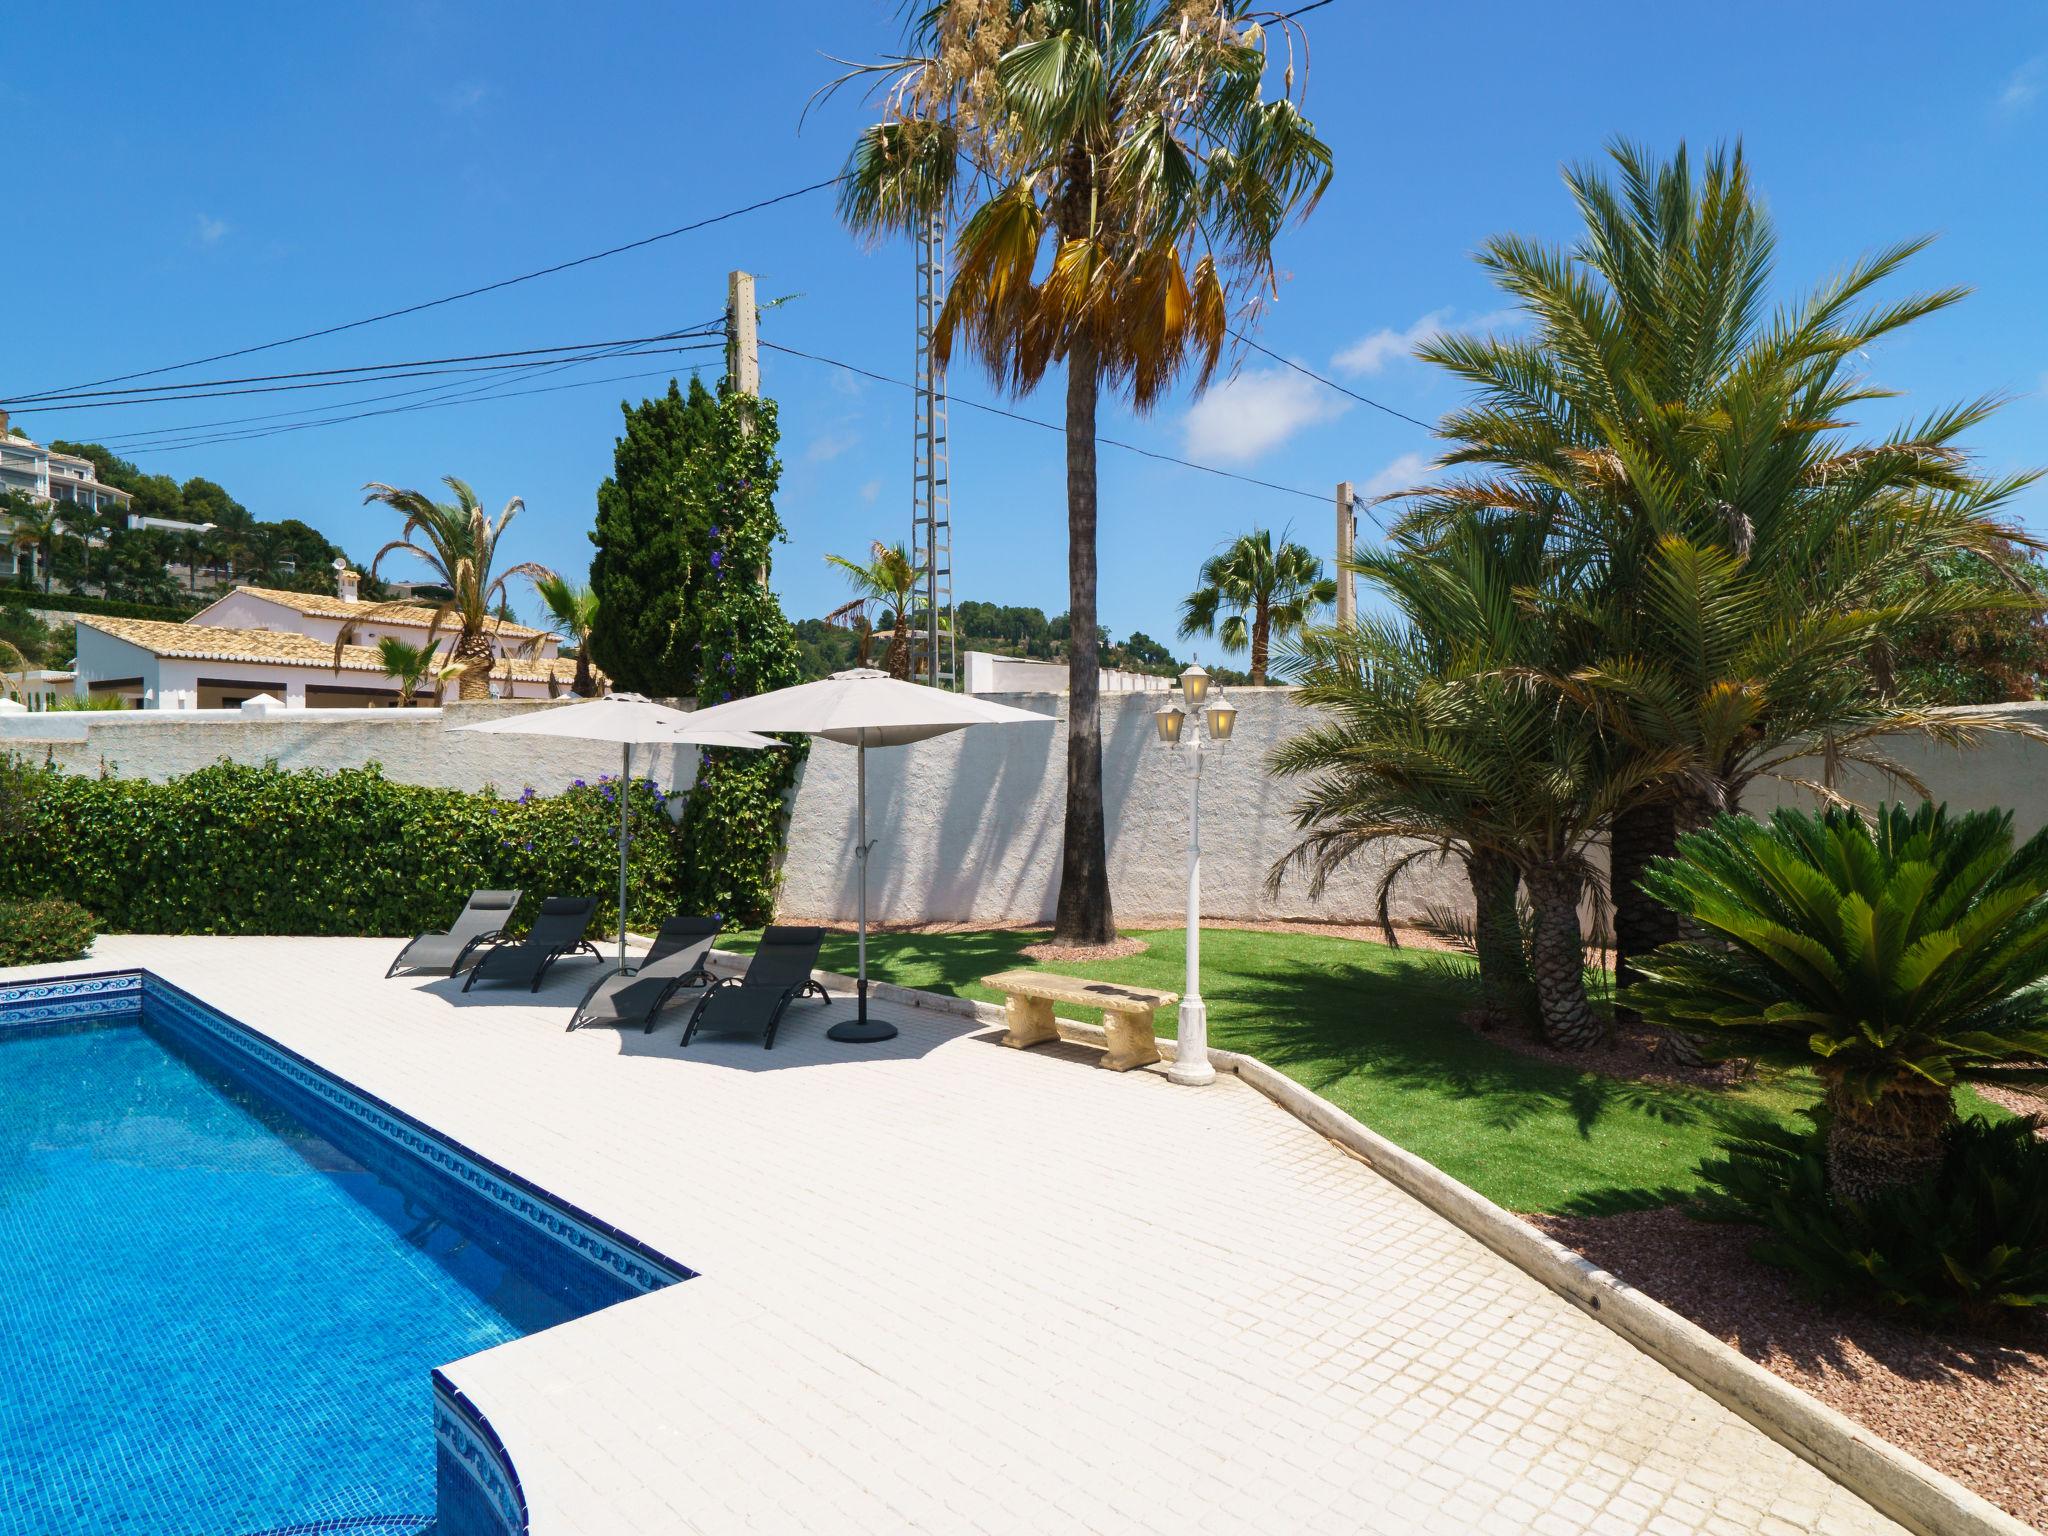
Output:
[
  {"xmin": 1633, "ymin": 802, "xmax": 2048, "ymax": 1203},
  {"xmin": 1406, "ymin": 139, "xmax": 2039, "ymax": 1009},
  {"xmin": 1178, "ymin": 528, "xmax": 1333, "ymax": 684},
  {"xmin": 827, "ymin": 0, "xmax": 1333, "ymax": 943},
  {"xmin": 825, "ymin": 542, "xmax": 923, "ymax": 679},
  {"xmin": 341, "ymin": 477, "xmax": 555, "ymax": 702},
  {"xmin": 532, "ymin": 573, "xmax": 600, "ymax": 697}
]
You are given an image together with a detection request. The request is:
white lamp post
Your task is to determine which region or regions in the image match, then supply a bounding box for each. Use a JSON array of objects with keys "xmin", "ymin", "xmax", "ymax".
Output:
[{"xmin": 1155, "ymin": 663, "xmax": 1235, "ymax": 1086}]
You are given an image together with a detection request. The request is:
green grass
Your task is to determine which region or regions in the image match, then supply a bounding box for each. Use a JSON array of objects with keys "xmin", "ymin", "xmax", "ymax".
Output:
[{"xmin": 725, "ymin": 923, "xmax": 2003, "ymax": 1215}]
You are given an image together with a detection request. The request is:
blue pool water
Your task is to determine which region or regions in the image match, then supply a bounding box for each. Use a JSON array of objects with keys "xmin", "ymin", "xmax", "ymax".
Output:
[{"xmin": 0, "ymin": 1013, "xmax": 598, "ymax": 1536}]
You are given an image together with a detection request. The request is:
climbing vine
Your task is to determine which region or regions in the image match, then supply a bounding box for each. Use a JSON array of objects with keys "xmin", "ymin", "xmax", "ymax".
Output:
[{"xmin": 672, "ymin": 387, "xmax": 808, "ymax": 922}]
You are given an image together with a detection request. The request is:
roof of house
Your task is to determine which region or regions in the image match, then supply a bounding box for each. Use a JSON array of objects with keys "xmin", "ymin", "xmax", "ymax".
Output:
[
  {"xmin": 75, "ymin": 615, "xmax": 581, "ymax": 684},
  {"xmin": 223, "ymin": 584, "xmax": 550, "ymax": 640}
]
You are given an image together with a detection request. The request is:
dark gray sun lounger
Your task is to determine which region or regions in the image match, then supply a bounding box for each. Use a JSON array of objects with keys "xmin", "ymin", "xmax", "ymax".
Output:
[
  {"xmin": 387, "ymin": 889, "xmax": 523, "ymax": 978},
  {"xmin": 679, "ymin": 926, "xmax": 830, "ymax": 1050},
  {"xmin": 567, "ymin": 915, "xmax": 724, "ymax": 1032},
  {"xmin": 461, "ymin": 896, "xmax": 601, "ymax": 993}
]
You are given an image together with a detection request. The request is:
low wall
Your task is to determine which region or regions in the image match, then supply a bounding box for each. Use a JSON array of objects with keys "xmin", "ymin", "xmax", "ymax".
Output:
[
  {"xmin": 774, "ymin": 692, "xmax": 2048, "ymax": 928},
  {"xmin": 0, "ymin": 700, "xmax": 701, "ymax": 797}
]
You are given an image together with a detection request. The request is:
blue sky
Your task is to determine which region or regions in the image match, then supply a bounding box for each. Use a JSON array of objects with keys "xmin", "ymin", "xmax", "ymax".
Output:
[{"xmin": 4, "ymin": 2, "xmax": 2045, "ymax": 654}]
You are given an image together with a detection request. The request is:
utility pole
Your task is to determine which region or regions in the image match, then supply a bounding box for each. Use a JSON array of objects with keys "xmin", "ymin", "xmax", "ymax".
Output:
[
  {"xmin": 910, "ymin": 213, "xmax": 954, "ymax": 687},
  {"xmin": 1334, "ymin": 480, "xmax": 1357, "ymax": 628},
  {"xmin": 726, "ymin": 269, "xmax": 759, "ymax": 408}
]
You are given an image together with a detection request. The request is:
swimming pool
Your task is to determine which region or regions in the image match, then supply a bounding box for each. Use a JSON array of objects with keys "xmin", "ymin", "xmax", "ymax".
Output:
[{"xmin": 0, "ymin": 973, "xmax": 689, "ymax": 1536}]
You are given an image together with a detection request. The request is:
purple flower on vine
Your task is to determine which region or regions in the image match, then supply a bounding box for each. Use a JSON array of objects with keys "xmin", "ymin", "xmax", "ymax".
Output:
[
  {"xmin": 710, "ymin": 551, "xmax": 723, "ymax": 570},
  {"xmin": 571, "ymin": 778, "xmax": 585, "ymax": 789}
]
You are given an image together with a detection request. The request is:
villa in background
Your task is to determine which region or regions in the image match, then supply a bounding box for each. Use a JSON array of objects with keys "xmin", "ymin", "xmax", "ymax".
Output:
[
  {"xmin": 0, "ymin": 409, "xmax": 134, "ymax": 520},
  {"xmin": 67, "ymin": 570, "xmax": 576, "ymax": 708}
]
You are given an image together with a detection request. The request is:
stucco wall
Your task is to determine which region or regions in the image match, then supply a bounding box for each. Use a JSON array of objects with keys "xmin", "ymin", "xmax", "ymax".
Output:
[
  {"xmin": 0, "ymin": 700, "xmax": 700, "ymax": 796},
  {"xmin": 774, "ymin": 692, "xmax": 2048, "ymax": 927},
  {"xmin": 774, "ymin": 689, "xmax": 1473, "ymax": 927}
]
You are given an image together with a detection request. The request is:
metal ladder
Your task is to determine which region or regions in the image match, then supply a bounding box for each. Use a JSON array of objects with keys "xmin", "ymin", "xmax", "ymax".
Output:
[{"xmin": 911, "ymin": 210, "xmax": 955, "ymax": 688}]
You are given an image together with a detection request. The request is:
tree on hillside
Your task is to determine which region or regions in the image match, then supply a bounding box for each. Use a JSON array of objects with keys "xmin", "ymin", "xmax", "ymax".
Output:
[
  {"xmin": 1178, "ymin": 528, "xmax": 1333, "ymax": 684},
  {"xmin": 830, "ymin": 1, "xmax": 1333, "ymax": 944},
  {"xmin": 588, "ymin": 377, "xmax": 720, "ymax": 696},
  {"xmin": 342, "ymin": 477, "xmax": 555, "ymax": 701},
  {"xmin": 3, "ymin": 497, "xmax": 64, "ymax": 592}
]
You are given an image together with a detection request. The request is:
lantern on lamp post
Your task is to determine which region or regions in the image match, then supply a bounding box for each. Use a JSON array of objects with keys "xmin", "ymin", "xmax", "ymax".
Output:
[{"xmin": 1154, "ymin": 663, "xmax": 1235, "ymax": 1085}]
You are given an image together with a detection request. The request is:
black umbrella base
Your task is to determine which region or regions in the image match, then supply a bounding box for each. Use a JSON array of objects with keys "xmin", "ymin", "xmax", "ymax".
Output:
[{"xmin": 826, "ymin": 1018, "xmax": 899, "ymax": 1043}]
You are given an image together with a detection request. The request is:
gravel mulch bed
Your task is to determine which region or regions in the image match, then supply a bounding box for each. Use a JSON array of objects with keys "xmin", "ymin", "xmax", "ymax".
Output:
[
  {"xmin": 1017, "ymin": 936, "xmax": 1150, "ymax": 962},
  {"xmin": 1531, "ymin": 1206, "xmax": 2048, "ymax": 1530}
]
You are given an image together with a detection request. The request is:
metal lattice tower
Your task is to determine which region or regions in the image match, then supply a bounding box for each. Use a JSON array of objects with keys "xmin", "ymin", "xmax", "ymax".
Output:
[{"xmin": 911, "ymin": 210, "xmax": 955, "ymax": 687}]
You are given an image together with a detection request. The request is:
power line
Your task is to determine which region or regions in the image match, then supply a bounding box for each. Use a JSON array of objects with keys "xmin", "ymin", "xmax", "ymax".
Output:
[
  {"xmin": 1226, "ymin": 328, "xmax": 1438, "ymax": 431},
  {"xmin": 21, "ymin": 341, "xmax": 726, "ymax": 415},
  {"xmin": 760, "ymin": 339, "xmax": 1330, "ymax": 505},
  {"xmin": 8, "ymin": 323, "xmax": 723, "ymax": 406},
  {"xmin": 8, "ymin": 175, "xmax": 844, "ymax": 399}
]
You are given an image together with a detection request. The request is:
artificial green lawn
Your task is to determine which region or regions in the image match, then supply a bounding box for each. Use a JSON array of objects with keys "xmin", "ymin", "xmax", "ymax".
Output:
[{"xmin": 721, "ymin": 924, "xmax": 2015, "ymax": 1215}]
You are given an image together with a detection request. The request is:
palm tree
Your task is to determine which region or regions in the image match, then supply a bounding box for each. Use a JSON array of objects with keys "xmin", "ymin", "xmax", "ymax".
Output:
[
  {"xmin": 340, "ymin": 478, "xmax": 555, "ymax": 702},
  {"xmin": 828, "ymin": 2, "xmax": 1333, "ymax": 944},
  {"xmin": 1274, "ymin": 511, "xmax": 1673, "ymax": 1045},
  {"xmin": 374, "ymin": 636, "xmax": 465, "ymax": 706},
  {"xmin": 531, "ymin": 573, "xmax": 600, "ymax": 697},
  {"xmin": 4, "ymin": 500, "xmax": 63, "ymax": 593},
  {"xmin": 1178, "ymin": 528, "xmax": 1334, "ymax": 684},
  {"xmin": 1404, "ymin": 140, "xmax": 2039, "ymax": 1018},
  {"xmin": 825, "ymin": 541, "xmax": 923, "ymax": 678}
]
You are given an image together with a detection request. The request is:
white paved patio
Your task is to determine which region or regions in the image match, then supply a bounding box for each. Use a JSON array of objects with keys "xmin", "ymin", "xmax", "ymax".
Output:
[{"xmin": 17, "ymin": 936, "xmax": 1906, "ymax": 1536}]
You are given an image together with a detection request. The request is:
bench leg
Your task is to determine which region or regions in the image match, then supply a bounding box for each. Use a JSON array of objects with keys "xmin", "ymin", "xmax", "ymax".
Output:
[
  {"xmin": 1099, "ymin": 1007, "xmax": 1162, "ymax": 1072},
  {"xmin": 999, "ymin": 995, "xmax": 1059, "ymax": 1051}
]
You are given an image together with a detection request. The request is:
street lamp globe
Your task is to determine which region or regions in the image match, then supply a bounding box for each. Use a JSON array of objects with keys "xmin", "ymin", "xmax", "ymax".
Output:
[
  {"xmin": 1154, "ymin": 703, "xmax": 1187, "ymax": 746},
  {"xmin": 1204, "ymin": 701, "xmax": 1236, "ymax": 744},
  {"xmin": 1179, "ymin": 663, "xmax": 1211, "ymax": 707}
]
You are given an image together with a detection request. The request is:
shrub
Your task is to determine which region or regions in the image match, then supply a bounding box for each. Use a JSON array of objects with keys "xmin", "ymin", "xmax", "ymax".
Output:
[
  {"xmin": 0, "ymin": 760, "xmax": 706, "ymax": 938},
  {"xmin": 0, "ymin": 897, "xmax": 98, "ymax": 966},
  {"xmin": 1697, "ymin": 1115, "xmax": 2048, "ymax": 1326},
  {"xmin": 0, "ymin": 591, "xmax": 199, "ymax": 623},
  {"xmin": 1636, "ymin": 803, "xmax": 2048, "ymax": 1204}
]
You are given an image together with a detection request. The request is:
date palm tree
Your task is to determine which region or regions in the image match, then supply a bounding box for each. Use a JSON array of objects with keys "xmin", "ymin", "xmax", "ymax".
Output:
[
  {"xmin": 339, "ymin": 478, "xmax": 555, "ymax": 702},
  {"xmin": 4, "ymin": 499, "xmax": 63, "ymax": 593},
  {"xmin": 827, "ymin": 0, "xmax": 1333, "ymax": 943},
  {"xmin": 1405, "ymin": 140, "xmax": 2040, "ymax": 1019},
  {"xmin": 825, "ymin": 541, "xmax": 922, "ymax": 679},
  {"xmin": 1179, "ymin": 527, "xmax": 1333, "ymax": 684},
  {"xmin": 531, "ymin": 573, "xmax": 600, "ymax": 697}
]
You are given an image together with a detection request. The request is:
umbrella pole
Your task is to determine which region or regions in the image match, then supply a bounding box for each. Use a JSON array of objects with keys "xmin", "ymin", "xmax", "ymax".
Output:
[
  {"xmin": 827, "ymin": 739, "xmax": 898, "ymax": 1043},
  {"xmin": 618, "ymin": 740, "xmax": 631, "ymax": 974}
]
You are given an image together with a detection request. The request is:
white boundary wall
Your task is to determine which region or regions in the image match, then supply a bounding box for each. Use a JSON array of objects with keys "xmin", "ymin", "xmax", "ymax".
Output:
[{"xmin": 775, "ymin": 692, "xmax": 2048, "ymax": 927}]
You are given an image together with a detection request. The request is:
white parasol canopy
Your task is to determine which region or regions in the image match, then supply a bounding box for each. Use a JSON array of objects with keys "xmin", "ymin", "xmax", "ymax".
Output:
[
  {"xmin": 682, "ymin": 670, "xmax": 1052, "ymax": 1042},
  {"xmin": 456, "ymin": 693, "xmax": 781, "ymax": 971}
]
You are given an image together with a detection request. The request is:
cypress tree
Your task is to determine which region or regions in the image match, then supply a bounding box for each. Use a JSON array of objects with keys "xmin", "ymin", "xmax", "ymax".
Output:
[{"xmin": 587, "ymin": 377, "xmax": 718, "ymax": 696}]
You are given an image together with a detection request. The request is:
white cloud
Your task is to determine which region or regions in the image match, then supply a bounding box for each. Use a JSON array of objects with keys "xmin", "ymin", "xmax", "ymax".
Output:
[
  {"xmin": 1332, "ymin": 307, "xmax": 1519, "ymax": 376},
  {"xmin": 858, "ymin": 478, "xmax": 881, "ymax": 504},
  {"xmin": 1182, "ymin": 367, "xmax": 1349, "ymax": 463},
  {"xmin": 806, "ymin": 427, "xmax": 860, "ymax": 463},
  {"xmin": 193, "ymin": 213, "xmax": 229, "ymax": 246},
  {"xmin": 1997, "ymin": 55, "xmax": 2046, "ymax": 116},
  {"xmin": 1360, "ymin": 451, "xmax": 1434, "ymax": 502}
]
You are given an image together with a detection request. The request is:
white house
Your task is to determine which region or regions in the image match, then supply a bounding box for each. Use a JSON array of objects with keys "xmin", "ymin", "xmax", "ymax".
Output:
[
  {"xmin": 71, "ymin": 615, "xmax": 579, "ymax": 709},
  {"xmin": 0, "ymin": 409, "xmax": 134, "ymax": 518},
  {"xmin": 187, "ymin": 576, "xmax": 558, "ymax": 661}
]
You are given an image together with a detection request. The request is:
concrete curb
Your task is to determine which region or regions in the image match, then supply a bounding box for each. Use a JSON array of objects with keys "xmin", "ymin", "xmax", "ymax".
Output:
[{"xmin": 697, "ymin": 942, "xmax": 2027, "ymax": 1536}]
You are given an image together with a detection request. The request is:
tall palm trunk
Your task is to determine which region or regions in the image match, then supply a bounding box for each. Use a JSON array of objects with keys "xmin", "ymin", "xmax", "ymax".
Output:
[
  {"xmin": 1468, "ymin": 848, "xmax": 1537, "ymax": 1032},
  {"xmin": 1610, "ymin": 799, "xmax": 1679, "ymax": 1019},
  {"xmin": 1053, "ymin": 331, "xmax": 1116, "ymax": 945},
  {"xmin": 1525, "ymin": 865, "xmax": 1603, "ymax": 1049},
  {"xmin": 1250, "ymin": 601, "xmax": 1271, "ymax": 685},
  {"xmin": 1824, "ymin": 1074, "xmax": 1953, "ymax": 1205},
  {"xmin": 455, "ymin": 628, "xmax": 495, "ymax": 701},
  {"xmin": 571, "ymin": 650, "xmax": 593, "ymax": 697}
]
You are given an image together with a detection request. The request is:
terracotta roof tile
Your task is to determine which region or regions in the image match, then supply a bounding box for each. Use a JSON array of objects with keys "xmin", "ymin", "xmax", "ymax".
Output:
[
  {"xmin": 230, "ymin": 584, "xmax": 548, "ymax": 639},
  {"xmin": 74, "ymin": 615, "xmax": 581, "ymax": 684}
]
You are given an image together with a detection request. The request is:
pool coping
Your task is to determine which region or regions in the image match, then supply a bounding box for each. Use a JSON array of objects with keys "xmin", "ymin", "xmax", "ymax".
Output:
[{"xmin": 705, "ymin": 948, "xmax": 2031, "ymax": 1536}]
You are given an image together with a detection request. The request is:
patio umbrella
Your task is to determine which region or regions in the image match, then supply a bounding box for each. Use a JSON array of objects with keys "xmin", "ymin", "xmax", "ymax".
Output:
[
  {"xmin": 679, "ymin": 669, "xmax": 1052, "ymax": 1042},
  {"xmin": 455, "ymin": 693, "xmax": 781, "ymax": 973}
]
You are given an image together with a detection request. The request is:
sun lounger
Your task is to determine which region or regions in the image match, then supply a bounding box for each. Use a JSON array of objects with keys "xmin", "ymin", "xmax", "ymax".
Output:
[
  {"xmin": 386, "ymin": 889, "xmax": 523, "ymax": 978},
  {"xmin": 679, "ymin": 926, "xmax": 830, "ymax": 1050},
  {"xmin": 461, "ymin": 896, "xmax": 601, "ymax": 993},
  {"xmin": 567, "ymin": 916, "xmax": 724, "ymax": 1032}
]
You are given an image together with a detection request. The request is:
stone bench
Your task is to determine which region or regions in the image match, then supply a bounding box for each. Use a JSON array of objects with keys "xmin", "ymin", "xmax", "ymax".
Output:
[{"xmin": 980, "ymin": 970, "xmax": 1179, "ymax": 1072}]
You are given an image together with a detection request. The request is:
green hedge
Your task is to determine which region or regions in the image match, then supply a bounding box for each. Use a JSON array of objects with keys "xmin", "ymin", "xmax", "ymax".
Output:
[
  {"xmin": 0, "ymin": 760, "xmax": 698, "ymax": 938},
  {"xmin": 0, "ymin": 897, "xmax": 97, "ymax": 965},
  {"xmin": 2, "ymin": 590, "xmax": 201, "ymax": 623}
]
